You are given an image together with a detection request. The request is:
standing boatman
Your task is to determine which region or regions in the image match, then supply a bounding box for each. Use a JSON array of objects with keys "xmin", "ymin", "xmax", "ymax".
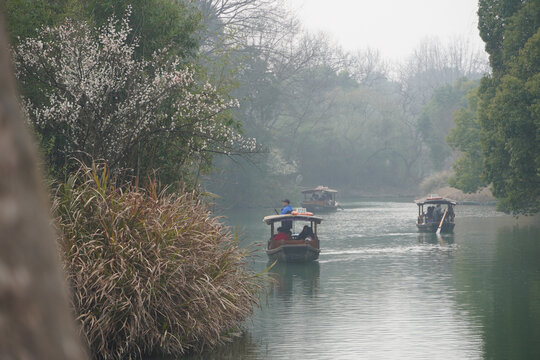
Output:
[
  {"xmin": 278, "ymin": 199, "xmax": 293, "ymax": 233},
  {"xmin": 280, "ymin": 199, "xmax": 293, "ymax": 214}
]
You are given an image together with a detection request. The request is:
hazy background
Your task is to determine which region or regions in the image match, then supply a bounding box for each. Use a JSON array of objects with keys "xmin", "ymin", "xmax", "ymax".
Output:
[
  {"xmin": 287, "ymin": 0, "xmax": 484, "ymax": 62},
  {"xmin": 200, "ymin": 0, "xmax": 489, "ymax": 208}
]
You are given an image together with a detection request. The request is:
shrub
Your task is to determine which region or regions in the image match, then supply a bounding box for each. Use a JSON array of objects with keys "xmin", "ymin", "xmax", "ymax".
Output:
[
  {"xmin": 53, "ymin": 164, "xmax": 262, "ymax": 359},
  {"xmin": 419, "ymin": 170, "xmax": 453, "ymax": 194}
]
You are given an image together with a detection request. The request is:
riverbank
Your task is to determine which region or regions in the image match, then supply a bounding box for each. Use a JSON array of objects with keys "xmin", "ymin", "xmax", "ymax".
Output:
[{"xmin": 428, "ymin": 186, "xmax": 496, "ymax": 205}]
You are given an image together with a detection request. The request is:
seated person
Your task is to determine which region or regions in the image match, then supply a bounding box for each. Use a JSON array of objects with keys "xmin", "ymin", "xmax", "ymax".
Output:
[
  {"xmin": 298, "ymin": 225, "xmax": 314, "ymax": 240},
  {"xmin": 273, "ymin": 230, "xmax": 291, "ymax": 241},
  {"xmin": 278, "ymin": 219, "xmax": 292, "ymax": 231},
  {"xmin": 426, "ymin": 206, "xmax": 434, "ymax": 221},
  {"xmin": 277, "ymin": 221, "xmax": 292, "ymax": 233},
  {"xmin": 447, "ymin": 206, "xmax": 455, "ymax": 222},
  {"xmin": 434, "ymin": 204, "xmax": 443, "ymax": 221}
]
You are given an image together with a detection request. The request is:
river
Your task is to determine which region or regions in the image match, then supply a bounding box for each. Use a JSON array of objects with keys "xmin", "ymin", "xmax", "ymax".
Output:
[{"xmin": 186, "ymin": 200, "xmax": 540, "ymax": 359}]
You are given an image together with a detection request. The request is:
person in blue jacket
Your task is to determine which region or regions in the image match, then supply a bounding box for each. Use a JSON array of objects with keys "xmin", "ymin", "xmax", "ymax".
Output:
[
  {"xmin": 280, "ymin": 199, "xmax": 293, "ymax": 214},
  {"xmin": 278, "ymin": 199, "xmax": 293, "ymax": 233}
]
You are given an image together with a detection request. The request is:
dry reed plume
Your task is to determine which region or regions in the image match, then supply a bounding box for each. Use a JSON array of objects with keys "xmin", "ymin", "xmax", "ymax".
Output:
[{"xmin": 53, "ymin": 164, "xmax": 262, "ymax": 359}]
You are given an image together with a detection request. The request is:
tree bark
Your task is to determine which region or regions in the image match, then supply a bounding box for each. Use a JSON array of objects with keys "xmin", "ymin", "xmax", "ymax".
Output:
[{"xmin": 0, "ymin": 14, "xmax": 88, "ymax": 360}]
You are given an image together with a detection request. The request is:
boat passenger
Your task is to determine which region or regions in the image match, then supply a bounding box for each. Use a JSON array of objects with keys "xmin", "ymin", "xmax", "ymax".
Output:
[
  {"xmin": 434, "ymin": 204, "xmax": 443, "ymax": 221},
  {"xmin": 298, "ymin": 225, "xmax": 314, "ymax": 240},
  {"xmin": 273, "ymin": 230, "xmax": 290, "ymax": 242},
  {"xmin": 447, "ymin": 206, "xmax": 455, "ymax": 222},
  {"xmin": 426, "ymin": 206, "xmax": 435, "ymax": 221}
]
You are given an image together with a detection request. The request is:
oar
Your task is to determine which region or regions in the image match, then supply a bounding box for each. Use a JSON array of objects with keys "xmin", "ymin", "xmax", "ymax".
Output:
[{"xmin": 436, "ymin": 209, "xmax": 448, "ymax": 235}]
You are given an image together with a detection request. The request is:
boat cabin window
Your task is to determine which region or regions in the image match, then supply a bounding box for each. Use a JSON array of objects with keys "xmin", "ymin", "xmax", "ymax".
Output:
[
  {"xmin": 306, "ymin": 191, "xmax": 334, "ymax": 201},
  {"xmin": 418, "ymin": 203, "xmax": 455, "ymax": 223},
  {"xmin": 273, "ymin": 220, "xmax": 316, "ymax": 240}
]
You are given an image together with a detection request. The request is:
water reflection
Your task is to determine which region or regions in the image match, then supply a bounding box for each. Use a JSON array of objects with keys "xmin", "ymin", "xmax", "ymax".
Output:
[
  {"xmin": 152, "ymin": 203, "xmax": 540, "ymax": 359},
  {"xmin": 176, "ymin": 332, "xmax": 263, "ymax": 360},
  {"xmin": 417, "ymin": 232, "xmax": 455, "ymax": 245},
  {"xmin": 267, "ymin": 262, "xmax": 320, "ymax": 300},
  {"xmin": 455, "ymin": 224, "xmax": 540, "ymax": 360}
]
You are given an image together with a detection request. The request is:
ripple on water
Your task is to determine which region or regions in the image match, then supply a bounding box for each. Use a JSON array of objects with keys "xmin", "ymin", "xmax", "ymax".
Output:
[{"xmin": 189, "ymin": 201, "xmax": 539, "ymax": 360}]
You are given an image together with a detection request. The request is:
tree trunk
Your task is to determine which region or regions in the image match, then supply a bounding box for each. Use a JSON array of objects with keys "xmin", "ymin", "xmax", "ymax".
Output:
[{"xmin": 0, "ymin": 14, "xmax": 87, "ymax": 360}]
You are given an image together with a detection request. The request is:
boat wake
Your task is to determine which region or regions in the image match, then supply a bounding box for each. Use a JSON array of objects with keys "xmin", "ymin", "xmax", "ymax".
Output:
[{"xmin": 320, "ymin": 244, "xmax": 456, "ymax": 262}]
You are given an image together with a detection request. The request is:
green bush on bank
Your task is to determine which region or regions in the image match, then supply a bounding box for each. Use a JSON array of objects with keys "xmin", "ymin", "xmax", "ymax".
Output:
[{"xmin": 53, "ymin": 164, "xmax": 262, "ymax": 359}]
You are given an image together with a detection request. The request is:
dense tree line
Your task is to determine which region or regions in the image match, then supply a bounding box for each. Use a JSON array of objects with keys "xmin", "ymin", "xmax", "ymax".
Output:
[
  {"xmin": 197, "ymin": 1, "xmax": 487, "ymax": 206},
  {"xmin": 5, "ymin": 0, "xmax": 502, "ymax": 210},
  {"xmin": 450, "ymin": 0, "xmax": 539, "ymax": 215}
]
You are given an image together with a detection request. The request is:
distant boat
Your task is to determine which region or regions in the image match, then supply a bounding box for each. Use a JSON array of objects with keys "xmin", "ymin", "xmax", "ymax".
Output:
[
  {"xmin": 263, "ymin": 212, "xmax": 323, "ymax": 263},
  {"xmin": 301, "ymin": 186, "xmax": 339, "ymax": 212},
  {"xmin": 414, "ymin": 195, "xmax": 456, "ymax": 233}
]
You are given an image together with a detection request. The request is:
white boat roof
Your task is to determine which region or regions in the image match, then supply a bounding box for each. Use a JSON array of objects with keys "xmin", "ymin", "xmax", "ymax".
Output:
[
  {"xmin": 301, "ymin": 186, "xmax": 338, "ymax": 194},
  {"xmin": 263, "ymin": 214, "xmax": 323, "ymax": 225},
  {"xmin": 414, "ymin": 195, "xmax": 457, "ymax": 205}
]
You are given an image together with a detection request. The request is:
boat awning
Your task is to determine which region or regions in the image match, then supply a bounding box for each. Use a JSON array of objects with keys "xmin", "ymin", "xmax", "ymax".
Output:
[
  {"xmin": 414, "ymin": 195, "xmax": 457, "ymax": 206},
  {"xmin": 301, "ymin": 186, "xmax": 338, "ymax": 194},
  {"xmin": 263, "ymin": 214, "xmax": 323, "ymax": 225}
]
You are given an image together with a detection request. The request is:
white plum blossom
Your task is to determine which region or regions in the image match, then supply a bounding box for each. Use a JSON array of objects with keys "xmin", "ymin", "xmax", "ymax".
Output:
[{"xmin": 14, "ymin": 8, "xmax": 258, "ymax": 169}]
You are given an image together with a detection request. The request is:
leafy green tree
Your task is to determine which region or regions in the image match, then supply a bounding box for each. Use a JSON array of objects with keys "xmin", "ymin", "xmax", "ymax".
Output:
[
  {"xmin": 447, "ymin": 88, "xmax": 486, "ymax": 192},
  {"xmin": 14, "ymin": 10, "xmax": 257, "ymax": 183},
  {"xmin": 3, "ymin": 0, "xmax": 201, "ymax": 58},
  {"xmin": 80, "ymin": 0, "xmax": 200, "ymax": 59},
  {"xmin": 473, "ymin": 0, "xmax": 540, "ymax": 214},
  {"xmin": 2, "ymin": 0, "xmax": 70, "ymax": 42}
]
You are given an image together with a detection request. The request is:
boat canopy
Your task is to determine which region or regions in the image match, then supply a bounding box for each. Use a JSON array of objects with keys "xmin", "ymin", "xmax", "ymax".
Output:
[
  {"xmin": 263, "ymin": 214, "xmax": 323, "ymax": 225},
  {"xmin": 414, "ymin": 195, "xmax": 457, "ymax": 206},
  {"xmin": 301, "ymin": 186, "xmax": 338, "ymax": 194}
]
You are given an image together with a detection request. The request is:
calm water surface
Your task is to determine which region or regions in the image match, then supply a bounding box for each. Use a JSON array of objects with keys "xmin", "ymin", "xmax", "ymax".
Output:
[{"xmin": 188, "ymin": 201, "xmax": 540, "ymax": 359}]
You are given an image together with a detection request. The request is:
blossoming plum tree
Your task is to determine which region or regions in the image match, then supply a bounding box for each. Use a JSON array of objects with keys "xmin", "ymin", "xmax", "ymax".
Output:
[{"xmin": 14, "ymin": 8, "xmax": 257, "ymax": 179}]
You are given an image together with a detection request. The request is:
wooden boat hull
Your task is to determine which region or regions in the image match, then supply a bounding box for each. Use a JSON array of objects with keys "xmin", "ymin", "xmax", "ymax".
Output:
[
  {"xmin": 266, "ymin": 244, "xmax": 320, "ymax": 263},
  {"xmin": 416, "ymin": 222, "xmax": 455, "ymax": 233}
]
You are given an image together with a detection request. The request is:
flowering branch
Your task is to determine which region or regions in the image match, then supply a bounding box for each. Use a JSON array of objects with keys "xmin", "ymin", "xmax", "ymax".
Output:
[{"xmin": 14, "ymin": 8, "xmax": 259, "ymax": 172}]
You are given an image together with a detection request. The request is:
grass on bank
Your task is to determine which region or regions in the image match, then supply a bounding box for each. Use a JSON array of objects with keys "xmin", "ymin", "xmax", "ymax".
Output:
[{"xmin": 53, "ymin": 164, "xmax": 263, "ymax": 359}]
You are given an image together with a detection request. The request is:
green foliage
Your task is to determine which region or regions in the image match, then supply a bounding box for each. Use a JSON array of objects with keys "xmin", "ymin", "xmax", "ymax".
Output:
[
  {"xmin": 54, "ymin": 164, "xmax": 262, "ymax": 358},
  {"xmin": 11, "ymin": 4, "xmax": 254, "ymax": 187},
  {"xmin": 475, "ymin": 0, "xmax": 540, "ymax": 214},
  {"xmin": 477, "ymin": 0, "xmax": 523, "ymax": 75},
  {"xmin": 447, "ymin": 88, "xmax": 487, "ymax": 192},
  {"xmin": 2, "ymin": 0, "xmax": 70, "ymax": 42},
  {"xmin": 81, "ymin": 0, "xmax": 201, "ymax": 59},
  {"xmin": 3, "ymin": 0, "xmax": 201, "ymax": 58}
]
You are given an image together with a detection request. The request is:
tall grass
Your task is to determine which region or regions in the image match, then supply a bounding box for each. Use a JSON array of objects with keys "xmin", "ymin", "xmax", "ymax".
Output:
[{"xmin": 53, "ymin": 164, "xmax": 262, "ymax": 359}]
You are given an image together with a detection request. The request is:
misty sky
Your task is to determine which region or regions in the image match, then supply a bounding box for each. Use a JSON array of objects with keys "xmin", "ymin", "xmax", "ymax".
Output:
[{"xmin": 286, "ymin": 0, "xmax": 484, "ymax": 61}]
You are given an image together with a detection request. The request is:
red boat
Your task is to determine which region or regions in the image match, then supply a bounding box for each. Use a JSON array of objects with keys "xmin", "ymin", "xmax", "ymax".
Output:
[{"xmin": 263, "ymin": 213, "xmax": 323, "ymax": 263}]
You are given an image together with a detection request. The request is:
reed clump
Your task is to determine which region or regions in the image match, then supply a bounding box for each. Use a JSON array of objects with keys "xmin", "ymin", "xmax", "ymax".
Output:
[{"xmin": 53, "ymin": 164, "xmax": 262, "ymax": 359}]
